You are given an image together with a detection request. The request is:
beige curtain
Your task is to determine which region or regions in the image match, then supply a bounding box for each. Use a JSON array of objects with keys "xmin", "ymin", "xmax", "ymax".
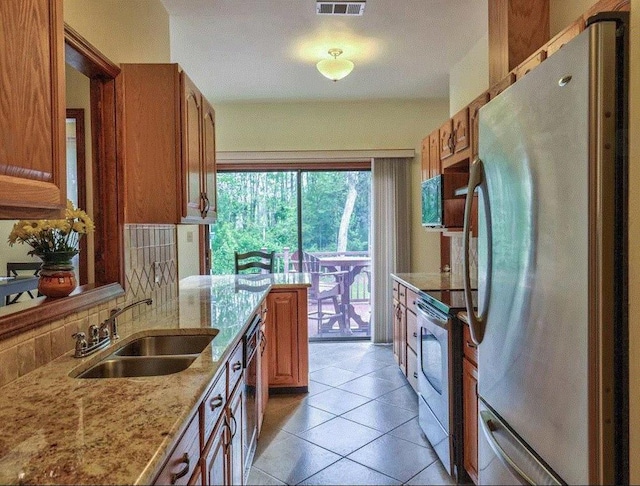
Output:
[{"xmin": 371, "ymin": 158, "xmax": 411, "ymax": 343}]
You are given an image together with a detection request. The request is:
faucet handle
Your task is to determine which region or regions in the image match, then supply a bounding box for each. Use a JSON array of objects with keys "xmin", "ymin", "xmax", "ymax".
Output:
[
  {"xmin": 72, "ymin": 332, "xmax": 88, "ymax": 357},
  {"xmin": 98, "ymin": 321, "xmax": 110, "ymax": 340},
  {"xmin": 88, "ymin": 324, "xmax": 100, "ymax": 344}
]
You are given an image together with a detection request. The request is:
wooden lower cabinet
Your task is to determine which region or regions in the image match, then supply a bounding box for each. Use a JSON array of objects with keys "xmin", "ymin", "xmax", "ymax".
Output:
[
  {"xmin": 228, "ymin": 382, "xmax": 244, "ymax": 486},
  {"xmin": 267, "ymin": 289, "xmax": 309, "ymax": 390},
  {"xmin": 258, "ymin": 318, "xmax": 269, "ymax": 434},
  {"xmin": 203, "ymin": 416, "xmax": 228, "ymax": 486},
  {"xmin": 154, "ymin": 414, "xmax": 201, "ymax": 485},
  {"xmin": 462, "ymin": 356, "xmax": 479, "ymax": 484},
  {"xmin": 392, "ymin": 299, "xmax": 406, "ymax": 371}
]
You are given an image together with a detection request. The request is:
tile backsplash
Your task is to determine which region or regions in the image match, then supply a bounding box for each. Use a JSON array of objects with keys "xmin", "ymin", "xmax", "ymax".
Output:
[
  {"xmin": 0, "ymin": 224, "xmax": 180, "ymax": 387},
  {"xmin": 450, "ymin": 234, "xmax": 478, "ymax": 281}
]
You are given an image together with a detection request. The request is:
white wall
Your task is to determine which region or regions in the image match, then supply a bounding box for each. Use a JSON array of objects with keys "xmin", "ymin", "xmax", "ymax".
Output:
[
  {"xmin": 214, "ymin": 99, "xmax": 450, "ymax": 273},
  {"xmin": 449, "ymin": 34, "xmax": 489, "ymax": 116},
  {"xmin": 177, "ymin": 225, "xmax": 201, "ymax": 280},
  {"xmin": 550, "ymin": 0, "xmax": 593, "ymax": 35},
  {"xmin": 64, "ymin": 0, "xmax": 170, "ymax": 64}
]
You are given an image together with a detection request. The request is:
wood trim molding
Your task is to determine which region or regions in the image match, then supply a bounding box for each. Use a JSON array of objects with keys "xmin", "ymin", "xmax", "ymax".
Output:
[
  {"xmin": 217, "ymin": 149, "xmax": 415, "ymax": 165},
  {"xmin": 0, "ymin": 283, "xmax": 125, "ymax": 341},
  {"xmin": 64, "ymin": 23, "xmax": 120, "ymax": 79}
]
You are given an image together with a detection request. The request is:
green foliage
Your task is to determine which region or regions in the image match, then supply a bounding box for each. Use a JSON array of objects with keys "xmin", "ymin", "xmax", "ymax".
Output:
[{"xmin": 211, "ymin": 170, "xmax": 370, "ymax": 274}]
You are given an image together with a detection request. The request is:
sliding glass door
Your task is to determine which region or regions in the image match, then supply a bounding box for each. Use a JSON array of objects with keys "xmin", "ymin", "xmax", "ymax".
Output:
[{"xmin": 210, "ymin": 169, "xmax": 371, "ymax": 341}]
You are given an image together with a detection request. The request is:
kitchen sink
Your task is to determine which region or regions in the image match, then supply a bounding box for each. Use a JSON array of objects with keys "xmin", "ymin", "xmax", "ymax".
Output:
[
  {"xmin": 113, "ymin": 333, "xmax": 217, "ymax": 357},
  {"xmin": 76, "ymin": 356, "xmax": 197, "ymax": 379},
  {"xmin": 72, "ymin": 330, "xmax": 219, "ymax": 379}
]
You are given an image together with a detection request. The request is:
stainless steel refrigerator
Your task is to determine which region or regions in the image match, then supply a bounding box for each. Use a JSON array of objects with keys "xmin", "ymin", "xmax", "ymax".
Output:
[{"xmin": 462, "ymin": 14, "xmax": 628, "ymax": 486}]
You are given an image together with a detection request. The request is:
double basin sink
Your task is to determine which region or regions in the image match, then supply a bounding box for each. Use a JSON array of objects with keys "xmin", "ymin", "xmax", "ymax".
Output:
[{"xmin": 72, "ymin": 330, "xmax": 219, "ymax": 379}]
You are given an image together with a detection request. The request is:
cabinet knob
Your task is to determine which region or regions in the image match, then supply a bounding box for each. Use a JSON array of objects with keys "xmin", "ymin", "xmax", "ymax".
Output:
[
  {"xmin": 232, "ymin": 361, "xmax": 242, "ymax": 371},
  {"xmin": 413, "ymin": 372, "xmax": 418, "ymax": 379}
]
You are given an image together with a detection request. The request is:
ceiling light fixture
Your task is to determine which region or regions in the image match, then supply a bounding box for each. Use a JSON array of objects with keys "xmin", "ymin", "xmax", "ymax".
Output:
[{"xmin": 316, "ymin": 48, "xmax": 354, "ymax": 81}]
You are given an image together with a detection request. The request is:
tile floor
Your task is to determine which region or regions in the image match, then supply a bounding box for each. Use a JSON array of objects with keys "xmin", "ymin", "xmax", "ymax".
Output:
[{"xmin": 249, "ymin": 341, "xmax": 455, "ymax": 485}]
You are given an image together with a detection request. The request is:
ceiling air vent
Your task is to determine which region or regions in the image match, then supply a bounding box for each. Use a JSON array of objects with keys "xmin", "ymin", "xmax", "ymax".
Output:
[{"xmin": 316, "ymin": 1, "xmax": 366, "ymax": 16}]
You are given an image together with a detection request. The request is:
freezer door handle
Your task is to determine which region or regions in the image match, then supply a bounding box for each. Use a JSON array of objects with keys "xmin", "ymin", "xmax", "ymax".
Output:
[
  {"xmin": 463, "ymin": 158, "xmax": 490, "ymax": 344},
  {"xmin": 479, "ymin": 407, "xmax": 564, "ymax": 486}
]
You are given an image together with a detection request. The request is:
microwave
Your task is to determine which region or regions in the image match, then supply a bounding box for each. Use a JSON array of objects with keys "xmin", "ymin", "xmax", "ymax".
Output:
[{"xmin": 421, "ymin": 173, "xmax": 468, "ymax": 228}]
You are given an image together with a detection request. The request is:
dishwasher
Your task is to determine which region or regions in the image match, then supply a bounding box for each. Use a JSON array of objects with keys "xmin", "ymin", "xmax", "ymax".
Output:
[{"xmin": 243, "ymin": 313, "xmax": 261, "ymax": 477}]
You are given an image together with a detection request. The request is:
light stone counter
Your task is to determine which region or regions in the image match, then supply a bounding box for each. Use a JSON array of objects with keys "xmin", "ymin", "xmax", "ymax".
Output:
[
  {"xmin": 0, "ymin": 273, "xmax": 310, "ymax": 485},
  {"xmin": 391, "ymin": 272, "xmax": 476, "ymax": 294}
]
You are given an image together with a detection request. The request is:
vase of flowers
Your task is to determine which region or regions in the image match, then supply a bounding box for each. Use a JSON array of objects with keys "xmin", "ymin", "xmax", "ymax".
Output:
[{"xmin": 8, "ymin": 201, "xmax": 94, "ymax": 298}]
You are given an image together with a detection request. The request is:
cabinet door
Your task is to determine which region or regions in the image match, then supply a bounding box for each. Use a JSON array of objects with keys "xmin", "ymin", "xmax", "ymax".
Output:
[
  {"xmin": 228, "ymin": 385, "xmax": 244, "ymax": 486},
  {"xmin": 463, "ymin": 357, "xmax": 479, "ymax": 484},
  {"xmin": 204, "ymin": 418, "xmax": 229, "ymax": 486},
  {"xmin": 428, "ymin": 130, "xmax": 440, "ymax": 178},
  {"xmin": 393, "ymin": 300, "xmax": 402, "ymax": 365},
  {"xmin": 0, "ymin": 0, "xmax": 66, "ymax": 218},
  {"xmin": 468, "ymin": 93, "xmax": 489, "ymax": 161},
  {"xmin": 421, "ymin": 136, "xmax": 430, "ymax": 181},
  {"xmin": 439, "ymin": 119, "xmax": 454, "ymax": 161},
  {"xmin": 258, "ymin": 321, "xmax": 269, "ymax": 434},
  {"xmin": 452, "ymin": 107, "xmax": 469, "ymax": 154},
  {"xmin": 182, "ymin": 72, "xmax": 204, "ymax": 221},
  {"xmin": 267, "ymin": 291, "xmax": 299, "ymax": 386},
  {"xmin": 201, "ymin": 99, "xmax": 217, "ymax": 220},
  {"xmin": 488, "ymin": 73, "xmax": 515, "ymax": 100},
  {"xmin": 514, "ymin": 50, "xmax": 546, "ymax": 81}
]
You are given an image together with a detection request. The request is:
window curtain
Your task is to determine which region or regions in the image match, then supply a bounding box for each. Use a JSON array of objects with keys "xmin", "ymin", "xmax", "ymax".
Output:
[{"xmin": 371, "ymin": 158, "xmax": 411, "ymax": 343}]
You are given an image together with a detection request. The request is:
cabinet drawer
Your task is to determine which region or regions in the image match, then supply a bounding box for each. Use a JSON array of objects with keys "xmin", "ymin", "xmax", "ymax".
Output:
[
  {"xmin": 397, "ymin": 284, "xmax": 407, "ymax": 307},
  {"xmin": 201, "ymin": 372, "xmax": 227, "ymax": 449},
  {"xmin": 227, "ymin": 342, "xmax": 244, "ymax": 397},
  {"xmin": 406, "ymin": 308, "xmax": 418, "ymax": 354},
  {"xmin": 406, "ymin": 346, "xmax": 418, "ymax": 393},
  {"xmin": 488, "ymin": 73, "xmax": 515, "ymax": 100},
  {"xmin": 514, "ymin": 50, "xmax": 546, "ymax": 80},
  {"xmin": 462, "ymin": 323, "xmax": 478, "ymax": 366},
  {"xmin": 406, "ymin": 289, "xmax": 418, "ymax": 311},
  {"xmin": 392, "ymin": 281, "xmax": 399, "ymax": 302},
  {"xmin": 154, "ymin": 414, "xmax": 200, "ymax": 486},
  {"xmin": 546, "ymin": 20, "xmax": 583, "ymax": 57}
]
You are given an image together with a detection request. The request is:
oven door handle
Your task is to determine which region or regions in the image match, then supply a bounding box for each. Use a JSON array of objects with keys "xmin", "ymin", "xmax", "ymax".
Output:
[{"xmin": 415, "ymin": 301, "xmax": 449, "ymax": 330}]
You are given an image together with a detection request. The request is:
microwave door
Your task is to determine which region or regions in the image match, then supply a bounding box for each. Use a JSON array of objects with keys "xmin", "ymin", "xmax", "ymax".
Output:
[{"xmin": 422, "ymin": 175, "xmax": 443, "ymax": 227}]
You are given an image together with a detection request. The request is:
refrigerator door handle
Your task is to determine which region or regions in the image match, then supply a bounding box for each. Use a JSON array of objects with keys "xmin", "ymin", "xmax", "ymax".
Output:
[
  {"xmin": 479, "ymin": 407, "xmax": 563, "ymax": 486},
  {"xmin": 463, "ymin": 157, "xmax": 490, "ymax": 344}
]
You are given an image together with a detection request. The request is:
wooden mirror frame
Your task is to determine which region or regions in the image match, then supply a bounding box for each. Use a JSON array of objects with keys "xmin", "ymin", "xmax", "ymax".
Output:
[{"xmin": 0, "ymin": 24, "xmax": 125, "ymax": 341}]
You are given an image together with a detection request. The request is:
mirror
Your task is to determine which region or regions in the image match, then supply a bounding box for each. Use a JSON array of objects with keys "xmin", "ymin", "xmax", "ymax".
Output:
[{"xmin": 0, "ymin": 25, "xmax": 124, "ymax": 338}]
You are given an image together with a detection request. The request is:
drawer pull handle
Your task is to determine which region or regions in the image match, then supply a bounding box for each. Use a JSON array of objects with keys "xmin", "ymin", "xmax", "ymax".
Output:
[
  {"xmin": 466, "ymin": 341, "xmax": 478, "ymax": 349},
  {"xmin": 170, "ymin": 453, "xmax": 190, "ymax": 484},
  {"xmin": 232, "ymin": 361, "xmax": 242, "ymax": 371},
  {"xmin": 413, "ymin": 332, "xmax": 418, "ymax": 338},
  {"xmin": 413, "ymin": 372, "xmax": 418, "ymax": 379},
  {"xmin": 210, "ymin": 394, "xmax": 223, "ymax": 410}
]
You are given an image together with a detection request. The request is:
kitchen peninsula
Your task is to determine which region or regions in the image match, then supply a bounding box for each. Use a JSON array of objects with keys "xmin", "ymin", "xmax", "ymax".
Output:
[{"xmin": 0, "ymin": 274, "xmax": 310, "ymax": 485}]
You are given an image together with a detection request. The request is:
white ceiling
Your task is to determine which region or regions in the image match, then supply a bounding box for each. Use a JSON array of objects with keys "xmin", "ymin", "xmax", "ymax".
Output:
[{"xmin": 160, "ymin": 0, "xmax": 488, "ymax": 103}]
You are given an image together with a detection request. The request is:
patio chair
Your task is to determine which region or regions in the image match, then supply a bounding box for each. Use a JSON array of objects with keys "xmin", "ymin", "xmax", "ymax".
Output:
[
  {"xmin": 234, "ymin": 250, "xmax": 275, "ymax": 274},
  {"xmin": 6, "ymin": 262, "xmax": 41, "ymax": 305},
  {"xmin": 292, "ymin": 251, "xmax": 348, "ymax": 335}
]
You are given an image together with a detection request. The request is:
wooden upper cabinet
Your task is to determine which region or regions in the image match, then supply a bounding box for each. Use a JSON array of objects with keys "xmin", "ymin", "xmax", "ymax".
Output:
[
  {"xmin": 421, "ymin": 137, "xmax": 430, "ymax": 181},
  {"xmin": 452, "ymin": 107, "xmax": 469, "ymax": 154},
  {"xmin": 439, "ymin": 119, "xmax": 454, "ymax": 161},
  {"xmin": 546, "ymin": 19, "xmax": 584, "ymax": 57},
  {"xmin": 0, "ymin": 0, "xmax": 66, "ymax": 219},
  {"xmin": 514, "ymin": 50, "xmax": 547, "ymax": 81},
  {"xmin": 428, "ymin": 130, "xmax": 440, "ymax": 178},
  {"xmin": 488, "ymin": 73, "xmax": 515, "ymax": 100},
  {"xmin": 488, "ymin": 0, "xmax": 550, "ymax": 85},
  {"xmin": 182, "ymin": 73, "xmax": 203, "ymax": 221},
  {"xmin": 117, "ymin": 64, "xmax": 217, "ymax": 224},
  {"xmin": 468, "ymin": 93, "xmax": 489, "ymax": 161},
  {"xmin": 202, "ymin": 100, "xmax": 217, "ymax": 217}
]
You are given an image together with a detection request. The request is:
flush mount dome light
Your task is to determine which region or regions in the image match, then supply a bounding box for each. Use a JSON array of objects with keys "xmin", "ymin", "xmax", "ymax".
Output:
[{"xmin": 316, "ymin": 48, "xmax": 354, "ymax": 81}]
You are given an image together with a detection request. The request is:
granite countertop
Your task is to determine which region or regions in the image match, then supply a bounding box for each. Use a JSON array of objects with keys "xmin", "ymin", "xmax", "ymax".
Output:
[
  {"xmin": 391, "ymin": 272, "xmax": 476, "ymax": 293},
  {"xmin": 0, "ymin": 273, "xmax": 309, "ymax": 485}
]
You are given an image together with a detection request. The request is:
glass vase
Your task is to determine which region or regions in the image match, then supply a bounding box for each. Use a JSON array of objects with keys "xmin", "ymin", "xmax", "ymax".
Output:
[{"xmin": 37, "ymin": 251, "xmax": 78, "ymax": 298}]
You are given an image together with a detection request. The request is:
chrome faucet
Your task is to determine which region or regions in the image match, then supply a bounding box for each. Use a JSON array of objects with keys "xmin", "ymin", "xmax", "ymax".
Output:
[
  {"xmin": 105, "ymin": 298, "xmax": 153, "ymax": 340},
  {"xmin": 72, "ymin": 298, "xmax": 153, "ymax": 358}
]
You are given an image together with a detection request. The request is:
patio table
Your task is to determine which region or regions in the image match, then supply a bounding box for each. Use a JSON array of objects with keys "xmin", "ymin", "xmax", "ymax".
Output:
[
  {"xmin": 0, "ymin": 276, "xmax": 39, "ymax": 306},
  {"xmin": 315, "ymin": 255, "xmax": 370, "ymax": 333}
]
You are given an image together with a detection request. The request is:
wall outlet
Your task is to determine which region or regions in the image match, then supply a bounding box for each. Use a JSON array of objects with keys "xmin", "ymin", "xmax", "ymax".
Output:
[{"xmin": 187, "ymin": 231, "xmax": 193, "ymax": 243}]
